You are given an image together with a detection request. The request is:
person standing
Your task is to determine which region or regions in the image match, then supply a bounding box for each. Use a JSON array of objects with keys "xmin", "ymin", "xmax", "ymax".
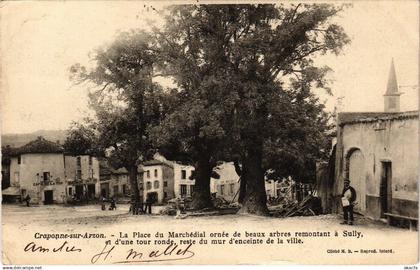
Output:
[
  {"xmin": 144, "ymin": 196, "xmax": 152, "ymax": 214},
  {"xmin": 24, "ymin": 194, "xmax": 31, "ymax": 207},
  {"xmin": 341, "ymin": 179, "xmax": 357, "ymax": 225}
]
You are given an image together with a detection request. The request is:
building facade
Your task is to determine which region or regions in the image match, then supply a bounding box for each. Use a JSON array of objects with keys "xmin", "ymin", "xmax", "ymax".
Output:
[
  {"xmin": 333, "ymin": 61, "xmax": 418, "ymax": 220},
  {"xmin": 6, "ymin": 137, "xmax": 101, "ymax": 204},
  {"xmin": 333, "ymin": 111, "xmax": 418, "ymax": 219},
  {"xmin": 210, "ymin": 162, "xmax": 240, "ymax": 202},
  {"xmin": 141, "ymin": 160, "xmax": 175, "ymax": 204},
  {"xmin": 173, "ymin": 163, "xmax": 195, "ymax": 199},
  {"xmin": 98, "ymin": 160, "xmax": 136, "ymax": 199},
  {"xmin": 9, "ymin": 137, "xmax": 67, "ymax": 204},
  {"xmin": 65, "ymin": 154, "xmax": 100, "ymax": 201}
]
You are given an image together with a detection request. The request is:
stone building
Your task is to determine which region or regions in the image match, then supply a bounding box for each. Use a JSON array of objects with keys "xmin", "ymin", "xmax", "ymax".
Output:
[
  {"xmin": 8, "ymin": 137, "xmax": 67, "ymax": 204},
  {"xmin": 172, "ymin": 163, "xmax": 195, "ymax": 199},
  {"xmin": 141, "ymin": 159, "xmax": 175, "ymax": 204},
  {"xmin": 65, "ymin": 154, "xmax": 100, "ymax": 201},
  {"xmin": 5, "ymin": 137, "xmax": 101, "ymax": 204},
  {"xmin": 210, "ymin": 163, "xmax": 240, "ymax": 202},
  {"xmin": 98, "ymin": 160, "xmax": 136, "ymax": 199},
  {"xmin": 332, "ymin": 61, "xmax": 418, "ymax": 222}
]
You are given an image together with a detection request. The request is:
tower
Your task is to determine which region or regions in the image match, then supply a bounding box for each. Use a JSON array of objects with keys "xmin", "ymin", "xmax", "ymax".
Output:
[{"xmin": 383, "ymin": 58, "xmax": 401, "ymax": 112}]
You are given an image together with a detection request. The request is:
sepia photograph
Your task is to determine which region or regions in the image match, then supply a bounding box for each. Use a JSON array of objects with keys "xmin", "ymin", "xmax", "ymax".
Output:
[{"xmin": 0, "ymin": 0, "xmax": 418, "ymax": 266}]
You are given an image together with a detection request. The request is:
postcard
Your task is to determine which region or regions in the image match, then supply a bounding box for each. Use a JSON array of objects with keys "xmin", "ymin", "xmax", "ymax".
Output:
[{"xmin": 1, "ymin": 1, "xmax": 418, "ymax": 266}]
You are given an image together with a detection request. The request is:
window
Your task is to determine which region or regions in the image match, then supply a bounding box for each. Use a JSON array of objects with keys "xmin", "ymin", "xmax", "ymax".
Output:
[
  {"xmin": 69, "ymin": 187, "xmax": 73, "ymax": 195},
  {"xmin": 89, "ymin": 156, "xmax": 92, "ymax": 166},
  {"xmin": 113, "ymin": 185, "xmax": 119, "ymax": 195},
  {"xmin": 76, "ymin": 169, "xmax": 82, "ymax": 180},
  {"xmin": 154, "ymin": 169, "xmax": 158, "ymax": 178},
  {"xmin": 164, "ymin": 181, "xmax": 168, "ymax": 187},
  {"xmin": 146, "ymin": 181, "xmax": 152, "ymax": 190},
  {"xmin": 43, "ymin": 172, "xmax": 50, "ymax": 183},
  {"xmin": 76, "ymin": 156, "xmax": 81, "ymax": 167},
  {"xmin": 146, "ymin": 170, "xmax": 150, "ymax": 178},
  {"xmin": 229, "ymin": 183, "xmax": 235, "ymax": 195},
  {"xmin": 180, "ymin": 184, "xmax": 187, "ymax": 196},
  {"xmin": 17, "ymin": 156, "xmax": 21, "ymax": 164},
  {"xmin": 122, "ymin": 184, "xmax": 127, "ymax": 195},
  {"xmin": 181, "ymin": 170, "xmax": 186, "ymax": 180},
  {"xmin": 154, "ymin": 180, "xmax": 159, "ymax": 189},
  {"xmin": 220, "ymin": 184, "xmax": 225, "ymax": 195},
  {"xmin": 21, "ymin": 189, "xmax": 26, "ymax": 197},
  {"xmin": 164, "ymin": 192, "xmax": 168, "ymax": 199},
  {"xmin": 190, "ymin": 185, "xmax": 195, "ymax": 195}
]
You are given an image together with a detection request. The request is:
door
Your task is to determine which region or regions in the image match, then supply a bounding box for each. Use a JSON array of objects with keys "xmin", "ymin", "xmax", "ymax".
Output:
[
  {"xmin": 380, "ymin": 162, "xmax": 392, "ymax": 217},
  {"xmin": 75, "ymin": 185, "xmax": 84, "ymax": 200},
  {"xmin": 101, "ymin": 183, "xmax": 109, "ymax": 198},
  {"xmin": 44, "ymin": 190, "xmax": 54, "ymax": 204},
  {"xmin": 88, "ymin": 184, "xmax": 96, "ymax": 199},
  {"xmin": 348, "ymin": 150, "xmax": 366, "ymax": 213}
]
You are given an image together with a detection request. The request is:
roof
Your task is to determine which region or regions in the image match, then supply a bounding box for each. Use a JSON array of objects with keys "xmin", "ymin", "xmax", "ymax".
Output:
[
  {"xmin": 99, "ymin": 159, "xmax": 143, "ymax": 176},
  {"xmin": 142, "ymin": 159, "xmax": 174, "ymax": 168},
  {"xmin": 338, "ymin": 111, "xmax": 418, "ymax": 126},
  {"xmin": 112, "ymin": 167, "xmax": 128, "ymax": 175},
  {"xmin": 15, "ymin": 136, "xmax": 63, "ymax": 155}
]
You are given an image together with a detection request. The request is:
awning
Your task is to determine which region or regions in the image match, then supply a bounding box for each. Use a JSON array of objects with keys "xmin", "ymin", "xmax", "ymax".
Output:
[{"xmin": 2, "ymin": 186, "xmax": 21, "ymax": 196}]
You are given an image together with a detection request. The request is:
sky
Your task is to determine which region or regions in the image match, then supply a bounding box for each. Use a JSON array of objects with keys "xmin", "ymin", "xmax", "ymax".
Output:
[{"xmin": 0, "ymin": 1, "xmax": 418, "ymax": 134}]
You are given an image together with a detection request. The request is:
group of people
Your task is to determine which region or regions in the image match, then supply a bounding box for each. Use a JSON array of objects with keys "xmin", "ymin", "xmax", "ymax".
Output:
[
  {"xmin": 129, "ymin": 197, "xmax": 154, "ymax": 214},
  {"xmin": 101, "ymin": 196, "xmax": 117, "ymax": 211}
]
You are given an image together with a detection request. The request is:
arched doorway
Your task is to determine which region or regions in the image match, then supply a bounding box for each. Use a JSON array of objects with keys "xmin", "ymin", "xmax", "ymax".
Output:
[{"xmin": 346, "ymin": 148, "xmax": 366, "ymax": 213}]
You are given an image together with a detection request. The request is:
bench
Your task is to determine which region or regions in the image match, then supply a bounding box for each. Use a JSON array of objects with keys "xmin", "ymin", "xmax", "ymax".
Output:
[{"xmin": 384, "ymin": 213, "xmax": 418, "ymax": 231}]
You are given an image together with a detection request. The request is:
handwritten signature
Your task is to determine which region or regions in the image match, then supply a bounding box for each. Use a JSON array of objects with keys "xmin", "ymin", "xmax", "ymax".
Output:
[
  {"xmin": 23, "ymin": 241, "xmax": 195, "ymax": 264},
  {"xmin": 24, "ymin": 241, "xmax": 82, "ymax": 253},
  {"xmin": 91, "ymin": 242, "xmax": 195, "ymax": 264}
]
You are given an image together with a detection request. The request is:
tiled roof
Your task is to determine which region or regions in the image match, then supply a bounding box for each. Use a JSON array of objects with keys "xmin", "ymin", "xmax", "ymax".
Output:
[
  {"xmin": 338, "ymin": 111, "xmax": 418, "ymax": 126},
  {"xmin": 142, "ymin": 159, "xmax": 173, "ymax": 168},
  {"xmin": 16, "ymin": 136, "xmax": 63, "ymax": 155}
]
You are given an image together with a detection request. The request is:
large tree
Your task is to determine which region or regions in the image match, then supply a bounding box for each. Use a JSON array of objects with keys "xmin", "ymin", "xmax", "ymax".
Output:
[
  {"xmin": 154, "ymin": 4, "xmax": 349, "ymax": 215},
  {"xmin": 63, "ymin": 122, "xmax": 97, "ymax": 156},
  {"xmin": 70, "ymin": 30, "xmax": 166, "ymax": 214},
  {"xmin": 150, "ymin": 7, "xmax": 238, "ymax": 210}
]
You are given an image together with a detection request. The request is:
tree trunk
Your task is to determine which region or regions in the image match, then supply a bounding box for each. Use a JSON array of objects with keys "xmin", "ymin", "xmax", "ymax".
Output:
[
  {"xmin": 234, "ymin": 160, "xmax": 247, "ymax": 204},
  {"xmin": 190, "ymin": 155, "xmax": 214, "ymax": 210},
  {"xmin": 238, "ymin": 174, "xmax": 247, "ymax": 204},
  {"xmin": 128, "ymin": 164, "xmax": 143, "ymax": 215},
  {"xmin": 237, "ymin": 147, "xmax": 269, "ymax": 216}
]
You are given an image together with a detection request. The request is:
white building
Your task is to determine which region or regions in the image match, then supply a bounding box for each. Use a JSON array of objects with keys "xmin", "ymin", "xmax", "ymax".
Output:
[
  {"xmin": 141, "ymin": 159, "xmax": 175, "ymax": 204},
  {"xmin": 7, "ymin": 137, "xmax": 101, "ymax": 204},
  {"xmin": 173, "ymin": 163, "xmax": 195, "ymax": 198}
]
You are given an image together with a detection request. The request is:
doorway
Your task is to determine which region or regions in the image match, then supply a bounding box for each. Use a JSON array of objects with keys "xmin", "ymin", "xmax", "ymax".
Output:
[
  {"xmin": 44, "ymin": 190, "xmax": 54, "ymax": 204},
  {"xmin": 101, "ymin": 183, "xmax": 110, "ymax": 198},
  {"xmin": 348, "ymin": 149, "xmax": 366, "ymax": 213},
  {"xmin": 75, "ymin": 185, "xmax": 84, "ymax": 200},
  {"xmin": 87, "ymin": 184, "xmax": 96, "ymax": 199},
  {"xmin": 380, "ymin": 161, "xmax": 392, "ymax": 218}
]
